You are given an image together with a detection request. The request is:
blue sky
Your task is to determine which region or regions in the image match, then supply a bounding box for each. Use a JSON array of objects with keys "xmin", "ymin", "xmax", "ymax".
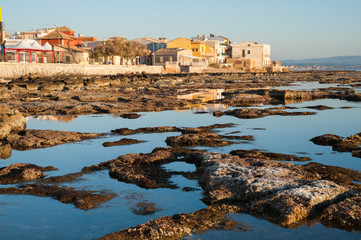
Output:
[{"xmin": 1, "ymin": 0, "xmax": 360, "ymax": 60}]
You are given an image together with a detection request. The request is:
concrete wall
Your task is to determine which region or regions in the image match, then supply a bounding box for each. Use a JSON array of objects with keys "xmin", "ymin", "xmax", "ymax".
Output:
[{"xmin": 0, "ymin": 63, "xmax": 164, "ymax": 79}]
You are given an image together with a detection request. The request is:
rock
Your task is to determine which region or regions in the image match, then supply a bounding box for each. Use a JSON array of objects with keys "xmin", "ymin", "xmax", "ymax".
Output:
[
  {"xmin": 0, "ymin": 107, "xmax": 26, "ymax": 139},
  {"xmin": 97, "ymin": 206, "xmax": 244, "ymax": 240},
  {"xmin": 119, "ymin": 113, "xmax": 141, "ymax": 119},
  {"xmin": 310, "ymin": 133, "xmax": 361, "ymax": 152},
  {"xmin": 0, "ymin": 143, "xmax": 12, "ymax": 159},
  {"xmin": 166, "ymin": 133, "xmax": 235, "ymax": 147},
  {"xmin": 199, "ymin": 153, "xmax": 351, "ymax": 226},
  {"xmin": 352, "ymin": 150, "xmax": 361, "ymax": 158},
  {"xmin": 230, "ymin": 149, "xmax": 312, "ymax": 162},
  {"xmin": 9, "ymin": 129, "xmax": 101, "ymax": 150},
  {"xmin": 0, "ymin": 163, "xmax": 56, "ymax": 184},
  {"xmin": 84, "ymin": 150, "xmax": 178, "ymax": 189},
  {"xmin": 102, "ymin": 138, "xmax": 145, "ymax": 147},
  {"xmin": 320, "ymin": 195, "xmax": 361, "ymax": 230},
  {"xmin": 223, "ymin": 108, "xmax": 315, "ymax": 119},
  {"xmin": 111, "ymin": 126, "xmax": 180, "ymax": 135},
  {"xmin": 310, "ymin": 134, "xmax": 343, "ymax": 146},
  {"xmin": 305, "ymin": 105, "xmax": 335, "ymax": 110},
  {"xmin": 0, "ymin": 184, "xmax": 115, "ymax": 210}
]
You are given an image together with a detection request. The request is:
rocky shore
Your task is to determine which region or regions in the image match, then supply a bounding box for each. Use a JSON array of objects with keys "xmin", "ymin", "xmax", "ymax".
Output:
[{"xmin": 1, "ymin": 71, "xmax": 361, "ymax": 239}]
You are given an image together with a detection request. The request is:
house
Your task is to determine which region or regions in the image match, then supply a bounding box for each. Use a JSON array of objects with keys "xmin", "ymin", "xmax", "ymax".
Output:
[
  {"xmin": 231, "ymin": 41, "xmax": 271, "ymax": 68},
  {"xmin": 39, "ymin": 26, "xmax": 96, "ymax": 48},
  {"xmin": 132, "ymin": 37, "xmax": 167, "ymax": 53},
  {"xmin": 152, "ymin": 48, "xmax": 206, "ymax": 73},
  {"xmin": 42, "ymin": 44, "xmax": 89, "ymax": 64},
  {"xmin": 191, "ymin": 34, "xmax": 230, "ymax": 63},
  {"xmin": 190, "ymin": 41, "xmax": 217, "ymax": 64},
  {"xmin": 167, "ymin": 37, "xmax": 191, "ymax": 50}
]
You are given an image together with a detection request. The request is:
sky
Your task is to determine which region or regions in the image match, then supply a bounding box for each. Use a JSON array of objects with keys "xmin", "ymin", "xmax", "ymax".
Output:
[{"xmin": 1, "ymin": 0, "xmax": 360, "ymax": 60}]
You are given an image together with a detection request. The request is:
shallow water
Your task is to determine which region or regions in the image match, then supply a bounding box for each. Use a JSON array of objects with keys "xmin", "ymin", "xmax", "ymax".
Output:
[{"xmin": 1, "ymin": 96, "xmax": 361, "ymax": 239}]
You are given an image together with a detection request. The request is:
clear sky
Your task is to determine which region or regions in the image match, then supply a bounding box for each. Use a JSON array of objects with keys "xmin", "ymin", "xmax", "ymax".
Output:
[{"xmin": 1, "ymin": 0, "xmax": 360, "ymax": 60}]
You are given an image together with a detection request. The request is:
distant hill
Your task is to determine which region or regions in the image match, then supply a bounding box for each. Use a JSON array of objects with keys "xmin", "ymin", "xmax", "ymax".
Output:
[{"xmin": 283, "ymin": 56, "xmax": 361, "ymax": 68}]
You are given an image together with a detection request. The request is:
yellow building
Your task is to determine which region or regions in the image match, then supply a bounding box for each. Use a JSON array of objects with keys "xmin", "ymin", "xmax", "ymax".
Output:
[
  {"xmin": 190, "ymin": 41, "xmax": 217, "ymax": 64},
  {"xmin": 190, "ymin": 41, "xmax": 207, "ymax": 58},
  {"xmin": 167, "ymin": 37, "xmax": 191, "ymax": 50}
]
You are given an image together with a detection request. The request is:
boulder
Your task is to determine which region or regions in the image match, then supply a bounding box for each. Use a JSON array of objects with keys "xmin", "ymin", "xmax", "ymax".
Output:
[{"xmin": 0, "ymin": 106, "xmax": 26, "ymax": 139}]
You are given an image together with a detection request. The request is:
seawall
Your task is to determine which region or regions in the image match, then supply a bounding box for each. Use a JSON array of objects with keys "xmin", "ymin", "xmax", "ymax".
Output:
[{"xmin": 0, "ymin": 63, "xmax": 164, "ymax": 79}]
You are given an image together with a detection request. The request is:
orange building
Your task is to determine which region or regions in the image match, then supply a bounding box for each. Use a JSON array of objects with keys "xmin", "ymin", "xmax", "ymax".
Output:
[{"xmin": 40, "ymin": 26, "xmax": 96, "ymax": 47}]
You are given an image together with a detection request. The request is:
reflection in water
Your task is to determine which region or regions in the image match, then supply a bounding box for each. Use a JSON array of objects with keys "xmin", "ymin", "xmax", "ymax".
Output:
[
  {"xmin": 177, "ymin": 89, "xmax": 228, "ymax": 112},
  {"xmin": 27, "ymin": 115, "xmax": 78, "ymax": 123}
]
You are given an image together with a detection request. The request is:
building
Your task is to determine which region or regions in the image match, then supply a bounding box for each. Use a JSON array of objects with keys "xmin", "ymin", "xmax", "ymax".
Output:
[
  {"xmin": 132, "ymin": 37, "xmax": 167, "ymax": 53},
  {"xmin": 191, "ymin": 34, "xmax": 230, "ymax": 63},
  {"xmin": 190, "ymin": 41, "xmax": 217, "ymax": 64},
  {"xmin": 152, "ymin": 48, "xmax": 206, "ymax": 73},
  {"xmin": 231, "ymin": 41, "xmax": 271, "ymax": 68},
  {"xmin": 39, "ymin": 26, "xmax": 96, "ymax": 48},
  {"xmin": 44, "ymin": 44, "xmax": 89, "ymax": 64},
  {"xmin": 167, "ymin": 37, "xmax": 191, "ymax": 50}
]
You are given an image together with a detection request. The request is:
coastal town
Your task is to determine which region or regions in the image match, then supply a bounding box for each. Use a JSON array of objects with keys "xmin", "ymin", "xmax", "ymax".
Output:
[
  {"xmin": 1, "ymin": 3, "xmax": 361, "ymax": 240},
  {"xmin": 0, "ymin": 23, "xmax": 287, "ymax": 73}
]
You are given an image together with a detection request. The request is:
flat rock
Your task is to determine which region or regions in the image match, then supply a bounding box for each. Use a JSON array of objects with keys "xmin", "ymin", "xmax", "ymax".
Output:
[
  {"xmin": 0, "ymin": 163, "xmax": 56, "ymax": 184},
  {"xmin": 119, "ymin": 113, "xmax": 141, "ymax": 119},
  {"xmin": 223, "ymin": 108, "xmax": 315, "ymax": 119},
  {"xmin": 0, "ymin": 184, "xmax": 115, "ymax": 210},
  {"xmin": 8, "ymin": 129, "xmax": 101, "ymax": 150},
  {"xmin": 97, "ymin": 205, "xmax": 244, "ymax": 240},
  {"xmin": 111, "ymin": 126, "xmax": 180, "ymax": 135},
  {"xmin": 166, "ymin": 133, "xmax": 235, "ymax": 147},
  {"xmin": 230, "ymin": 149, "xmax": 311, "ymax": 161},
  {"xmin": 199, "ymin": 153, "xmax": 351, "ymax": 226},
  {"xmin": 102, "ymin": 138, "xmax": 145, "ymax": 147}
]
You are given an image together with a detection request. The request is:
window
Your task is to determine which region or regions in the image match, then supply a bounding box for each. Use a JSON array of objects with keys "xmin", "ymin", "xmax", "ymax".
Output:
[
  {"xmin": 160, "ymin": 57, "xmax": 163, "ymax": 62},
  {"xmin": 66, "ymin": 56, "xmax": 71, "ymax": 62},
  {"xmin": 248, "ymin": 50, "xmax": 251, "ymax": 54}
]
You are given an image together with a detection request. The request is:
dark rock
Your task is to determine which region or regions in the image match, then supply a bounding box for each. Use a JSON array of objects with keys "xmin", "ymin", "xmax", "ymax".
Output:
[
  {"xmin": 230, "ymin": 149, "xmax": 311, "ymax": 162},
  {"xmin": 119, "ymin": 113, "xmax": 141, "ymax": 119},
  {"xmin": 310, "ymin": 133, "xmax": 361, "ymax": 153},
  {"xmin": 0, "ymin": 184, "xmax": 115, "ymax": 210},
  {"xmin": 111, "ymin": 126, "xmax": 180, "ymax": 135},
  {"xmin": 84, "ymin": 150, "xmax": 178, "ymax": 189},
  {"xmin": 223, "ymin": 108, "xmax": 316, "ymax": 119},
  {"xmin": 8, "ymin": 129, "xmax": 101, "ymax": 150},
  {"xmin": 310, "ymin": 134, "xmax": 343, "ymax": 146},
  {"xmin": 352, "ymin": 150, "xmax": 361, "ymax": 158},
  {"xmin": 97, "ymin": 205, "xmax": 244, "ymax": 240},
  {"xmin": 0, "ymin": 163, "xmax": 57, "ymax": 184},
  {"xmin": 102, "ymin": 138, "xmax": 145, "ymax": 147},
  {"xmin": 166, "ymin": 133, "xmax": 235, "ymax": 147},
  {"xmin": 320, "ymin": 195, "xmax": 361, "ymax": 231},
  {"xmin": 305, "ymin": 105, "xmax": 335, "ymax": 110}
]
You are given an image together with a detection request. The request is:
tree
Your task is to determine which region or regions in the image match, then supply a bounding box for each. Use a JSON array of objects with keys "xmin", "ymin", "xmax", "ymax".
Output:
[{"xmin": 90, "ymin": 38, "xmax": 148, "ymax": 65}]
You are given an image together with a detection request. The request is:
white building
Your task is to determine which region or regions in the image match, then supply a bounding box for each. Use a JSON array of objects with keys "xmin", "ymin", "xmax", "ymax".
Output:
[{"xmin": 231, "ymin": 41, "xmax": 271, "ymax": 68}]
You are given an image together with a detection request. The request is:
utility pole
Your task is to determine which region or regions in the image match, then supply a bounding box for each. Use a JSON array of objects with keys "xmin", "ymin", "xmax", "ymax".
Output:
[{"xmin": 0, "ymin": 6, "xmax": 5, "ymax": 62}]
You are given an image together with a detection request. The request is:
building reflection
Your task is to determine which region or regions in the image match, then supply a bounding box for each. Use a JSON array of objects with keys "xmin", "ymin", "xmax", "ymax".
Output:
[
  {"xmin": 27, "ymin": 115, "xmax": 78, "ymax": 123},
  {"xmin": 177, "ymin": 89, "xmax": 228, "ymax": 112}
]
